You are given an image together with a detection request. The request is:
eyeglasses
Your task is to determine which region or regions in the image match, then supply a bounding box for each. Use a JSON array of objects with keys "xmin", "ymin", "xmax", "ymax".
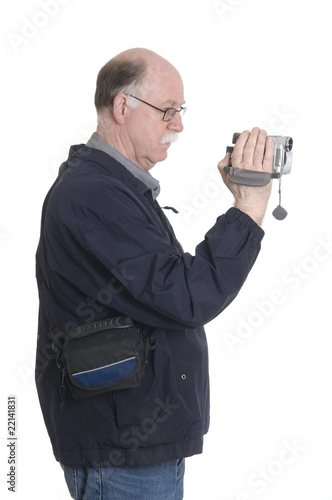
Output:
[{"xmin": 126, "ymin": 94, "xmax": 186, "ymax": 122}]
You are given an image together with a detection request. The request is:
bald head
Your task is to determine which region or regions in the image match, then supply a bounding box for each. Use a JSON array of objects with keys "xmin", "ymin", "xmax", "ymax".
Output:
[
  {"xmin": 112, "ymin": 47, "xmax": 172, "ymax": 68},
  {"xmin": 94, "ymin": 48, "xmax": 182, "ymax": 113},
  {"xmin": 115, "ymin": 48, "xmax": 180, "ymax": 77}
]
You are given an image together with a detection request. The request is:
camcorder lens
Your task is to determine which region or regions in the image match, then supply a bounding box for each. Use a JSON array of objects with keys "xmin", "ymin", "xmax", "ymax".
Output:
[{"xmin": 285, "ymin": 137, "xmax": 293, "ymax": 152}]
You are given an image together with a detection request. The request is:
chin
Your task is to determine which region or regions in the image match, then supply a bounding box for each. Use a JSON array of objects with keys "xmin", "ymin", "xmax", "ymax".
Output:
[
  {"xmin": 159, "ymin": 150, "xmax": 169, "ymax": 161},
  {"xmin": 147, "ymin": 146, "xmax": 169, "ymax": 168}
]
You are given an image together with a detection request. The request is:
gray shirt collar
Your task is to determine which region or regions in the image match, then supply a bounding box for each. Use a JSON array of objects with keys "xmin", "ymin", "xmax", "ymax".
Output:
[{"xmin": 86, "ymin": 132, "xmax": 160, "ymax": 199}]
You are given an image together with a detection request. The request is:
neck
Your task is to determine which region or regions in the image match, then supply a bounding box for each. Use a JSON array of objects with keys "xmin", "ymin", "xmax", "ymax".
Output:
[
  {"xmin": 96, "ymin": 120, "xmax": 155, "ymax": 173},
  {"xmin": 96, "ymin": 119, "xmax": 120, "ymax": 151}
]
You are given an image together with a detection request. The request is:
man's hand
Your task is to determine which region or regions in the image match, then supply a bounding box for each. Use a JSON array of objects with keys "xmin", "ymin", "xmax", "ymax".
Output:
[{"xmin": 218, "ymin": 127, "xmax": 274, "ymax": 226}]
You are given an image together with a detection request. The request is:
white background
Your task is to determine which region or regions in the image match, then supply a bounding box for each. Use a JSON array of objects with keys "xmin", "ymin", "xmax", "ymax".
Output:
[{"xmin": 1, "ymin": 0, "xmax": 331, "ymax": 499}]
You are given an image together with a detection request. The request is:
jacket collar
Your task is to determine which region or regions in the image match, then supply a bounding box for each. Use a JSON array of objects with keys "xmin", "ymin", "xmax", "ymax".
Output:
[{"xmin": 66, "ymin": 144, "xmax": 155, "ymax": 199}]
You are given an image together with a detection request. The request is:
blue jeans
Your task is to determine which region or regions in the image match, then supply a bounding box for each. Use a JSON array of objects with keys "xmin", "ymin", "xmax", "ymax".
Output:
[{"xmin": 61, "ymin": 459, "xmax": 185, "ymax": 499}]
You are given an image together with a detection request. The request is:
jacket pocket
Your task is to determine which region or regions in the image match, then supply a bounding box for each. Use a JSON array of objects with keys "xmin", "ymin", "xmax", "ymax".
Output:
[{"xmin": 114, "ymin": 329, "xmax": 180, "ymax": 440}]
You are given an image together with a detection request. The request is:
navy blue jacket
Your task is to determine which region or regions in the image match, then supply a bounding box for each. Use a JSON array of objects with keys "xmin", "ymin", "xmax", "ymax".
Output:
[{"xmin": 35, "ymin": 144, "xmax": 264, "ymax": 467}]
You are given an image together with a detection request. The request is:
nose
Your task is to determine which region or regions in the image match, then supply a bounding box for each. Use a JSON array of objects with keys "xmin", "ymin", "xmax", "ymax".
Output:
[{"xmin": 168, "ymin": 111, "xmax": 184, "ymax": 133}]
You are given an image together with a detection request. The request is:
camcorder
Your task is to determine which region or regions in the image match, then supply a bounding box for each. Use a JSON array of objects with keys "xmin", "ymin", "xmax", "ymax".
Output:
[{"xmin": 224, "ymin": 132, "xmax": 294, "ymax": 220}]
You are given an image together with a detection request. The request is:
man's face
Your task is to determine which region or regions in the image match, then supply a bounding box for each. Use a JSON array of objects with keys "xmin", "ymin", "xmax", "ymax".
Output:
[{"xmin": 124, "ymin": 65, "xmax": 185, "ymax": 171}]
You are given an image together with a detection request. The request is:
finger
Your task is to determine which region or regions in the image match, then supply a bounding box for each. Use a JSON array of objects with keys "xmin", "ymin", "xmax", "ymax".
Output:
[
  {"xmin": 262, "ymin": 137, "xmax": 274, "ymax": 173},
  {"xmin": 252, "ymin": 129, "xmax": 268, "ymax": 169},
  {"xmin": 231, "ymin": 130, "xmax": 250, "ymax": 166},
  {"xmin": 242, "ymin": 127, "xmax": 260, "ymax": 166}
]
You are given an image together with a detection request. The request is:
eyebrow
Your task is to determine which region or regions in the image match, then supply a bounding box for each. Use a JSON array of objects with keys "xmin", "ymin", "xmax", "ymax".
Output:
[{"xmin": 163, "ymin": 99, "xmax": 186, "ymax": 108}]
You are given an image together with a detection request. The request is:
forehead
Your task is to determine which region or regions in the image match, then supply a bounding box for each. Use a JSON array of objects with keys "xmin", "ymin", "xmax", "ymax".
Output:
[{"xmin": 144, "ymin": 63, "xmax": 185, "ymax": 106}]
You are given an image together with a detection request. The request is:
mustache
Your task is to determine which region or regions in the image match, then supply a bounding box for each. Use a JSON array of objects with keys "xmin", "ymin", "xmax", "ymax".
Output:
[{"xmin": 159, "ymin": 132, "xmax": 179, "ymax": 145}]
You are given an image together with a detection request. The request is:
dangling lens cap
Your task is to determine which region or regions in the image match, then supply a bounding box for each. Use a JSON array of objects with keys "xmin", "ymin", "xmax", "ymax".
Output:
[{"xmin": 272, "ymin": 205, "xmax": 288, "ymax": 220}]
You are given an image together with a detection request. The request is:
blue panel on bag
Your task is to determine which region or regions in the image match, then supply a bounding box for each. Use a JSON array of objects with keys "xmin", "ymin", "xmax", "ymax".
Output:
[{"xmin": 72, "ymin": 357, "xmax": 137, "ymax": 388}]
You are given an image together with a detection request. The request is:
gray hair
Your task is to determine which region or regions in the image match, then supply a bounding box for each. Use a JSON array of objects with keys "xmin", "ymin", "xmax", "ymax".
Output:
[{"xmin": 94, "ymin": 58, "xmax": 147, "ymax": 112}]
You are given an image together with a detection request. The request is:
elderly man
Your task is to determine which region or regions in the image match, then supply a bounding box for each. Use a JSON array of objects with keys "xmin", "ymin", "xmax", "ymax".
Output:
[{"xmin": 35, "ymin": 48, "xmax": 273, "ymax": 499}]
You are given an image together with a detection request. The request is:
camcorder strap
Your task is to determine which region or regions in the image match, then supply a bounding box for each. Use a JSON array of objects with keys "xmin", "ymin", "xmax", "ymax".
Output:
[{"xmin": 223, "ymin": 166, "xmax": 280, "ymax": 186}]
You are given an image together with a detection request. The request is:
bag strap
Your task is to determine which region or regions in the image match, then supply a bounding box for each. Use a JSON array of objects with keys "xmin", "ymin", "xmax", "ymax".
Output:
[
  {"xmin": 36, "ymin": 172, "xmax": 66, "ymax": 336},
  {"xmin": 36, "ymin": 157, "xmax": 159, "ymax": 347}
]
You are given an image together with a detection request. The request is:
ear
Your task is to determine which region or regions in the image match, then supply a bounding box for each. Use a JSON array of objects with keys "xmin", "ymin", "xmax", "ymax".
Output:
[{"xmin": 112, "ymin": 93, "xmax": 129, "ymax": 125}]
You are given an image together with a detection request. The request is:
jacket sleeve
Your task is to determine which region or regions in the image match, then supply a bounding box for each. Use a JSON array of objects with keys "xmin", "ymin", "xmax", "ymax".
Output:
[{"xmin": 78, "ymin": 201, "xmax": 264, "ymax": 330}]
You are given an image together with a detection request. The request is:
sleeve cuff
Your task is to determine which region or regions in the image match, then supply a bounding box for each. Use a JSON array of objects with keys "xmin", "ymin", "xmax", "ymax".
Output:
[{"xmin": 223, "ymin": 207, "xmax": 265, "ymax": 240}]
